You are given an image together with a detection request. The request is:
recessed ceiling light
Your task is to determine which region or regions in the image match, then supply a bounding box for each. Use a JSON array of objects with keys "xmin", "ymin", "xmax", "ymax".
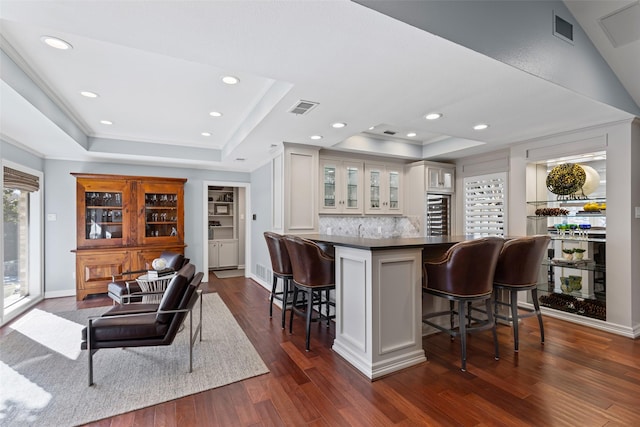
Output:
[
  {"xmin": 80, "ymin": 91, "xmax": 99, "ymax": 98},
  {"xmin": 473, "ymin": 123, "xmax": 489, "ymax": 130},
  {"xmin": 310, "ymin": 135, "xmax": 323, "ymax": 140},
  {"xmin": 407, "ymin": 132, "xmax": 417, "ymax": 137},
  {"xmin": 222, "ymin": 76, "xmax": 239, "ymax": 85},
  {"xmin": 425, "ymin": 113, "xmax": 443, "ymax": 120},
  {"xmin": 201, "ymin": 132, "xmax": 211, "ymax": 137},
  {"xmin": 100, "ymin": 120, "xmax": 113, "ymax": 125},
  {"xmin": 332, "ymin": 122, "xmax": 346, "ymax": 129},
  {"xmin": 369, "ymin": 126, "xmax": 375, "ymax": 130},
  {"xmin": 209, "ymin": 111, "xmax": 223, "ymax": 117},
  {"xmin": 41, "ymin": 36, "xmax": 73, "ymax": 50}
]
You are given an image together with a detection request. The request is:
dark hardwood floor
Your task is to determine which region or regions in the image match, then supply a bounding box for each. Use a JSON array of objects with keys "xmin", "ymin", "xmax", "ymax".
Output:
[{"xmin": 4, "ymin": 273, "xmax": 640, "ymax": 426}]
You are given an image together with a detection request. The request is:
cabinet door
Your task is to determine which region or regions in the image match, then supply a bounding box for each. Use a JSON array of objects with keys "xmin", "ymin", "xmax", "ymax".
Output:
[
  {"xmin": 342, "ymin": 161, "xmax": 363, "ymax": 213},
  {"xmin": 386, "ymin": 165, "xmax": 403, "ymax": 213},
  {"xmin": 209, "ymin": 241, "xmax": 219, "ymax": 268},
  {"xmin": 76, "ymin": 178, "xmax": 131, "ymax": 248},
  {"xmin": 218, "ymin": 240, "xmax": 239, "ymax": 268},
  {"xmin": 365, "ymin": 163, "xmax": 385, "ymax": 214},
  {"xmin": 75, "ymin": 250, "xmax": 130, "ymax": 300},
  {"xmin": 137, "ymin": 181, "xmax": 184, "ymax": 245},
  {"xmin": 427, "ymin": 167, "xmax": 455, "ymax": 193},
  {"xmin": 319, "ymin": 159, "xmax": 339, "ymax": 213}
]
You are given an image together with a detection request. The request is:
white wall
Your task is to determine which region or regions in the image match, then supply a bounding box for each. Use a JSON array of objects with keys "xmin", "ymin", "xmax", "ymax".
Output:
[{"xmin": 249, "ymin": 160, "xmax": 273, "ymax": 290}]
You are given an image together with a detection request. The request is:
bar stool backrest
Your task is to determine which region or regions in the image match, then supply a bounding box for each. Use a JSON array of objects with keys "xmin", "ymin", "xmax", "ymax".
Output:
[
  {"xmin": 494, "ymin": 235, "xmax": 551, "ymax": 287},
  {"xmin": 425, "ymin": 237, "xmax": 504, "ymax": 297},
  {"xmin": 264, "ymin": 232, "xmax": 292, "ymax": 276},
  {"xmin": 283, "ymin": 235, "xmax": 334, "ymax": 287}
]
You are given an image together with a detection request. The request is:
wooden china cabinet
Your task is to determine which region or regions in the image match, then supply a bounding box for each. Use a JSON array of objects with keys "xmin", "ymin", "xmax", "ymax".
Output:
[{"xmin": 72, "ymin": 173, "xmax": 187, "ymax": 300}]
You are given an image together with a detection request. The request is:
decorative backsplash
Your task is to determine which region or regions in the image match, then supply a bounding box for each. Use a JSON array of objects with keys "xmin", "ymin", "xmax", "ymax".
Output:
[{"xmin": 318, "ymin": 215, "xmax": 421, "ymax": 238}]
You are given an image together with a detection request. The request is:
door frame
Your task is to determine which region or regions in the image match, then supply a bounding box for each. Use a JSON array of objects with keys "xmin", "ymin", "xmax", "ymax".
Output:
[{"xmin": 202, "ymin": 181, "xmax": 251, "ymax": 279}]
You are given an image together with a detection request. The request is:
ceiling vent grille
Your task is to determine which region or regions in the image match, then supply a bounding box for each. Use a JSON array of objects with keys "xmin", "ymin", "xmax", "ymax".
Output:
[
  {"xmin": 553, "ymin": 12, "xmax": 574, "ymax": 44},
  {"xmin": 599, "ymin": 2, "xmax": 640, "ymax": 48},
  {"xmin": 383, "ymin": 130, "xmax": 396, "ymax": 135},
  {"xmin": 288, "ymin": 100, "xmax": 319, "ymax": 115}
]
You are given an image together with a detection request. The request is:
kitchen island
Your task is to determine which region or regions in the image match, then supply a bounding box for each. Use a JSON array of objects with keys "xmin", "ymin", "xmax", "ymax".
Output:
[{"xmin": 305, "ymin": 234, "xmax": 477, "ymax": 380}]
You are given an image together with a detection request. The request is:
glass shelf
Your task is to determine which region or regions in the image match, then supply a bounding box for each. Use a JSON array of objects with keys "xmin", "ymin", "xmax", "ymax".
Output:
[
  {"xmin": 526, "ymin": 197, "xmax": 606, "ymax": 206},
  {"xmin": 542, "ymin": 259, "xmax": 606, "ymax": 273}
]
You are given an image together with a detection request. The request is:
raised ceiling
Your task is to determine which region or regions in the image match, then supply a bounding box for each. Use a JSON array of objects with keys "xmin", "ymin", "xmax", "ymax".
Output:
[{"xmin": 0, "ymin": 0, "xmax": 637, "ymax": 172}]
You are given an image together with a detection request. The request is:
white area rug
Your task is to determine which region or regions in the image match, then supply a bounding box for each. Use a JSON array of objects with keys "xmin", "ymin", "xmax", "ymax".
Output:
[{"xmin": 0, "ymin": 293, "xmax": 268, "ymax": 426}]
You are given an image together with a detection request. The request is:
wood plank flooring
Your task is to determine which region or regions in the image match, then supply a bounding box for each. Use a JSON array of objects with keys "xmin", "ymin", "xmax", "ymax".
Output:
[{"xmin": 4, "ymin": 273, "xmax": 640, "ymax": 426}]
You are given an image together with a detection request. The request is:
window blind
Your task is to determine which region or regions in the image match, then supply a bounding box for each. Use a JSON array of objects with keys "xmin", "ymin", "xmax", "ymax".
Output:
[
  {"xmin": 464, "ymin": 172, "xmax": 507, "ymax": 236},
  {"xmin": 3, "ymin": 166, "xmax": 40, "ymax": 192}
]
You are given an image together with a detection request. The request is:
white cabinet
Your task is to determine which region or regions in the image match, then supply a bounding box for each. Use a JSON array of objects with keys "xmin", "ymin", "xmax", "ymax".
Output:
[
  {"xmin": 281, "ymin": 144, "xmax": 319, "ymax": 233},
  {"xmin": 364, "ymin": 162, "xmax": 403, "ymax": 214},
  {"xmin": 209, "ymin": 239, "xmax": 238, "ymax": 269},
  {"xmin": 427, "ymin": 166, "xmax": 455, "ymax": 193},
  {"xmin": 319, "ymin": 157, "xmax": 363, "ymax": 214}
]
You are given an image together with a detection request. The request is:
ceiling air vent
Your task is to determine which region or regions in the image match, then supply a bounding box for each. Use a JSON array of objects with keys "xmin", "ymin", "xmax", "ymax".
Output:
[
  {"xmin": 599, "ymin": 2, "xmax": 640, "ymax": 48},
  {"xmin": 383, "ymin": 130, "xmax": 396, "ymax": 135},
  {"xmin": 288, "ymin": 100, "xmax": 319, "ymax": 115},
  {"xmin": 553, "ymin": 12, "xmax": 574, "ymax": 44}
]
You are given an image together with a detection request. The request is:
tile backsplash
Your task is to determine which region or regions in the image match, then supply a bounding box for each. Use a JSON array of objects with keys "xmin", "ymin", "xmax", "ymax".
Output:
[{"xmin": 319, "ymin": 215, "xmax": 421, "ymax": 238}]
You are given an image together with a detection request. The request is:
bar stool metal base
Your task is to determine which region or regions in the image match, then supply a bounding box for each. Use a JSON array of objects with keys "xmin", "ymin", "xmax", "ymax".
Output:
[
  {"xmin": 289, "ymin": 284, "xmax": 335, "ymax": 351},
  {"xmin": 493, "ymin": 283, "xmax": 544, "ymax": 352},
  {"xmin": 422, "ymin": 289, "xmax": 499, "ymax": 371}
]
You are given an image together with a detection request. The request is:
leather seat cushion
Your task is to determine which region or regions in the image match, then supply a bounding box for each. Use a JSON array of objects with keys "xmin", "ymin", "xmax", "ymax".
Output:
[
  {"xmin": 102, "ymin": 303, "xmax": 159, "ymax": 316},
  {"xmin": 82, "ymin": 313, "xmax": 167, "ymax": 342},
  {"xmin": 107, "ymin": 280, "xmax": 142, "ymax": 296}
]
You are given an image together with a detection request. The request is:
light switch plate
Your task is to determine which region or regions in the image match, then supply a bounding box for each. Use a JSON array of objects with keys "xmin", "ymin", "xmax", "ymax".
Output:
[
  {"xmin": 47, "ymin": 213, "xmax": 57, "ymax": 221},
  {"xmin": 635, "ymin": 207, "xmax": 640, "ymax": 218}
]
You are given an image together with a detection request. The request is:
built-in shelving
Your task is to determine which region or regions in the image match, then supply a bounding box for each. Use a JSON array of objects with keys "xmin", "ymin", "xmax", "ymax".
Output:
[
  {"xmin": 208, "ymin": 186, "xmax": 238, "ymax": 269},
  {"xmin": 526, "ymin": 156, "xmax": 606, "ymax": 321}
]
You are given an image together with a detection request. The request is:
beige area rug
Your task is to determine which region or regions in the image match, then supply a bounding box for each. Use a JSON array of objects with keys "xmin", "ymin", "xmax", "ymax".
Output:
[
  {"xmin": 213, "ymin": 268, "xmax": 245, "ymax": 279},
  {"xmin": 0, "ymin": 293, "xmax": 268, "ymax": 426}
]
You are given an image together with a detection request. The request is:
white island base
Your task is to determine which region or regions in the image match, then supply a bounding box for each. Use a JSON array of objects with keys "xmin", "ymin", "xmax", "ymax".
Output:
[{"xmin": 332, "ymin": 245, "xmax": 426, "ymax": 379}]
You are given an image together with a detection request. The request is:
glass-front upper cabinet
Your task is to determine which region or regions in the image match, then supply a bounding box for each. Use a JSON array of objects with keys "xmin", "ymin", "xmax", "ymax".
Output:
[
  {"xmin": 75, "ymin": 177, "xmax": 130, "ymax": 248},
  {"xmin": 319, "ymin": 158, "xmax": 363, "ymax": 214},
  {"xmin": 137, "ymin": 181, "xmax": 184, "ymax": 245},
  {"xmin": 365, "ymin": 162, "xmax": 403, "ymax": 214},
  {"xmin": 388, "ymin": 169, "xmax": 400, "ymax": 210}
]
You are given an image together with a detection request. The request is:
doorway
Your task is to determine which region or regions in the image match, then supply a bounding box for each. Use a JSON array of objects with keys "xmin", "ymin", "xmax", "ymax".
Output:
[{"xmin": 202, "ymin": 181, "xmax": 250, "ymax": 279}]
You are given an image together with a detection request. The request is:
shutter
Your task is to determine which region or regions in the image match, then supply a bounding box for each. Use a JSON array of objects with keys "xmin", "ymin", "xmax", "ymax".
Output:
[
  {"xmin": 464, "ymin": 172, "xmax": 507, "ymax": 236},
  {"xmin": 3, "ymin": 167, "xmax": 40, "ymax": 192}
]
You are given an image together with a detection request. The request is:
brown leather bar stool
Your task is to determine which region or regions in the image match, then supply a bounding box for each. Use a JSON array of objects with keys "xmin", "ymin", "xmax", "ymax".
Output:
[
  {"xmin": 283, "ymin": 235, "xmax": 335, "ymax": 351},
  {"xmin": 263, "ymin": 231, "xmax": 294, "ymax": 328},
  {"xmin": 422, "ymin": 237, "xmax": 504, "ymax": 371},
  {"xmin": 493, "ymin": 235, "xmax": 551, "ymax": 352}
]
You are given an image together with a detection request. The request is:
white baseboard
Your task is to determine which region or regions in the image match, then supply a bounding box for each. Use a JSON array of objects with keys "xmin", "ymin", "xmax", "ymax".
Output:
[{"xmin": 44, "ymin": 289, "xmax": 76, "ymax": 299}]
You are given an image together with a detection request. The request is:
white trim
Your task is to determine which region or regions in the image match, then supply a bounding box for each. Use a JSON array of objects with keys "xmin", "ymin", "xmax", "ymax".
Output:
[
  {"xmin": 1, "ymin": 160, "xmax": 44, "ymax": 325},
  {"xmin": 520, "ymin": 302, "xmax": 638, "ymax": 338}
]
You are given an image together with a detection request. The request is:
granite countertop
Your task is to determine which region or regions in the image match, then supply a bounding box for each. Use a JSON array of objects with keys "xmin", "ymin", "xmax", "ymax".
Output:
[{"xmin": 302, "ymin": 234, "xmax": 479, "ymax": 250}]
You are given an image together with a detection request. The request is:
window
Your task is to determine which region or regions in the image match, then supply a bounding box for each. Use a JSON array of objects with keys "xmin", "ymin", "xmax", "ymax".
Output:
[
  {"xmin": 464, "ymin": 172, "xmax": 507, "ymax": 237},
  {"xmin": 2, "ymin": 163, "xmax": 43, "ymax": 324}
]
